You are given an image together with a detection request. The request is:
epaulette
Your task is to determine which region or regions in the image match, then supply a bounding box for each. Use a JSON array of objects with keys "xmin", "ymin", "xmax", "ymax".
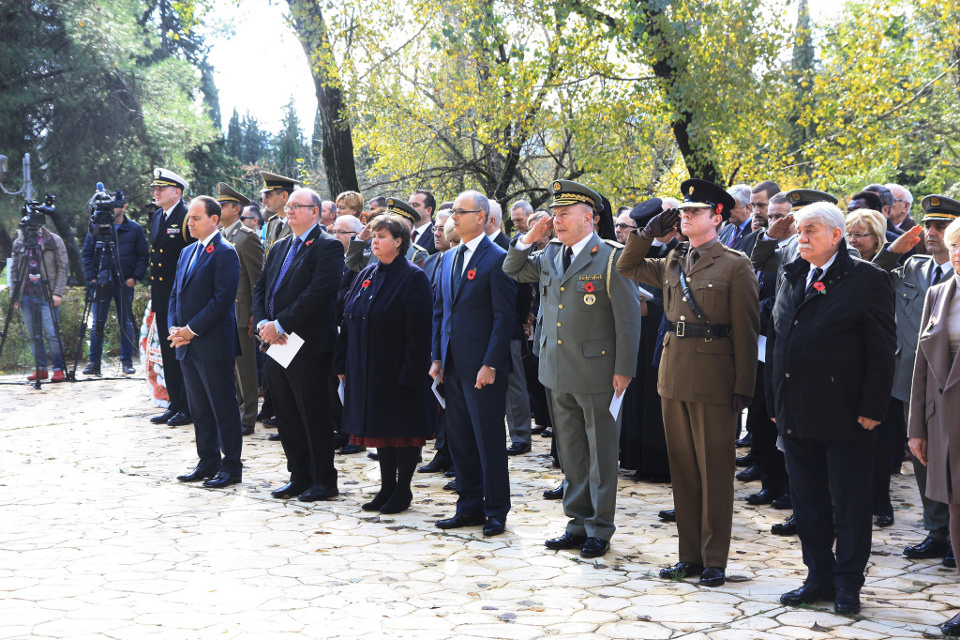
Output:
[
  {"xmin": 548, "ymin": 238, "xmax": 563, "ymax": 244},
  {"xmin": 603, "ymin": 238, "xmax": 624, "ymax": 249},
  {"xmin": 411, "ymin": 243, "xmax": 426, "ymax": 253},
  {"xmin": 237, "ymin": 225, "xmax": 256, "ymax": 234}
]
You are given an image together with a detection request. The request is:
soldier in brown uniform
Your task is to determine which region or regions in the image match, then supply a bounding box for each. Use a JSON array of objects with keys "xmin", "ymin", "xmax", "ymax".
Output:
[
  {"xmin": 617, "ymin": 179, "xmax": 760, "ymax": 586},
  {"xmin": 260, "ymin": 171, "xmax": 299, "ymax": 254}
]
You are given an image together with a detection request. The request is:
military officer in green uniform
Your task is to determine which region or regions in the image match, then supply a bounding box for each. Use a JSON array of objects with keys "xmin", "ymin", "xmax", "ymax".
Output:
[
  {"xmin": 503, "ymin": 180, "xmax": 642, "ymax": 559},
  {"xmin": 260, "ymin": 171, "xmax": 299, "ymax": 255},
  {"xmin": 345, "ymin": 198, "xmax": 429, "ymax": 271}
]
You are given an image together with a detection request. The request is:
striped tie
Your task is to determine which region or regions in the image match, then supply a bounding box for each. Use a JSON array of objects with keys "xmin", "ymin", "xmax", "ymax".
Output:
[{"xmin": 268, "ymin": 238, "xmax": 301, "ymax": 318}]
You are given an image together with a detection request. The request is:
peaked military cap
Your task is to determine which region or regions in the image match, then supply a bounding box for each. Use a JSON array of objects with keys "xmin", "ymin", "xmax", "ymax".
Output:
[
  {"xmin": 628, "ymin": 197, "xmax": 663, "ymax": 227},
  {"xmin": 783, "ymin": 188, "xmax": 838, "ymax": 211},
  {"xmin": 216, "ymin": 182, "xmax": 250, "ymax": 207},
  {"xmin": 383, "ymin": 197, "xmax": 421, "ymax": 224},
  {"xmin": 549, "ymin": 180, "xmax": 602, "ymax": 211},
  {"xmin": 259, "ymin": 171, "xmax": 299, "ymax": 194},
  {"xmin": 920, "ymin": 194, "xmax": 960, "ymax": 223},
  {"xmin": 151, "ymin": 167, "xmax": 188, "ymax": 192},
  {"xmin": 678, "ymin": 179, "xmax": 737, "ymax": 221}
]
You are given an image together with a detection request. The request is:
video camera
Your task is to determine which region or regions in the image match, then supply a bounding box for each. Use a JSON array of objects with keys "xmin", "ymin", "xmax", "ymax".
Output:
[
  {"xmin": 90, "ymin": 182, "xmax": 125, "ymax": 228},
  {"xmin": 20, "ymin": 194, "xmax": 56, "ymax": 229}
]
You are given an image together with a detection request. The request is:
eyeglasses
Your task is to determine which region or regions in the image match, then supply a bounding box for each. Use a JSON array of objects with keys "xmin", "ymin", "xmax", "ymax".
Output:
[
  {"xmin": 241, "ymin": 215, "xmax": 255, "ymax": 221},
  {"xmin": 333, "ymin": 230, "xmax": 357, "ymax": 236},
  {"xmin": 614, "ymin": 223, "xmax": 637, "ymax": 230},
  {"xmin": 845, "ymin": 232, "xmax": 874, "ymax": 240},
  {"xmin": 284, "ymin": 204, "xmax": 316, "ymax": 213},
  {"xmin": 450, "ymin": 209, "xmax": 482, "ymax": 217}
]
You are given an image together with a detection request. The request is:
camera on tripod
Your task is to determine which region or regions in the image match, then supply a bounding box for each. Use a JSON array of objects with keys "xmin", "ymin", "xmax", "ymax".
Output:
[
  {"xmin": 20, "ymin": 194, "xmax": 56, "ymax": 229},
  {"xmin": 90, "ymin": 183, "xmax": 124, "ymax": 230}
]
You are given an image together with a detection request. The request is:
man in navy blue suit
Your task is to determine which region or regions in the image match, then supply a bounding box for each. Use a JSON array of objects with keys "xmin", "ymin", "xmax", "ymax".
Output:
[
  {"xmin": 430, "ymin": 190, "xmax": 517, "ymax": 537},
  {"xmin": 168, "ymin": 196, "xmax": 243, "ymax": 488}
]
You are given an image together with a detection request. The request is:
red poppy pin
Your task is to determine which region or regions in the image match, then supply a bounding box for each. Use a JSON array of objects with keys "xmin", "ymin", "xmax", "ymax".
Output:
[
  {"xmin": 813, "ymin": 281, "xmax": 826, "ymax": 294},
  {"xmin": 584, "ymin": 282, "xmax": 595, "ymax": 293},
  {"xmin": 361, "ymin": 279, "xmax": 371, "ymax": 289},
  {"xmin": 305, "ymin": 239, "xmax": 314, "ymax": 247},
  {"xmin": 467, "ymin": 269, "xmax": 476, "ymax": 280},
  {"xmin": 205, "ymin": 244, "xmax": 215, "ymax": 254}
]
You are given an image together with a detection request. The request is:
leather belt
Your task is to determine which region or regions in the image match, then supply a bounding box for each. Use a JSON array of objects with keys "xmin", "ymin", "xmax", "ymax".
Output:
[{"xmin": 667, "ymin": 321, "xmax": 732, "ymax": 339}]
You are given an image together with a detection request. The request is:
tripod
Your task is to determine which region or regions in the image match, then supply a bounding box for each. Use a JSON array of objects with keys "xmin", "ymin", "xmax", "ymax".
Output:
[{"xmin": 0, "ymin": 226, "xmax": 71, "ymax": 389}]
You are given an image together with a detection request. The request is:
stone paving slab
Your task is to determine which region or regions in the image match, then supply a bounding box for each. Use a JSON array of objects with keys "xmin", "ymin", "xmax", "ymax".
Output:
[{"xmin": 0, "ymin": 371, "xmax": 955, "ymax": 638}]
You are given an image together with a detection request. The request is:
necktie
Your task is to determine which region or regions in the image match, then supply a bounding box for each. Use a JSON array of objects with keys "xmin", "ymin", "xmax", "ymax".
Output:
[
  {"xmin": 730, "ymin": 225, "xmax": 742, "ymax": 246},
  {"xmin": 804, "ymin": 267, "xmax": 823, "ymax": 297},
  {"xmin": 185, "ymin": 243, "xmax": 201, "ymax": 279},
  {"xmin": 931, "ymin": 265, "xmax": 944, "ymax": 287},
  {"xmin": 412, "ymin": 230, "xmax": 418, "ymax": 245},
  {"xmin": 269, "ymin": 237, "xmax": 302, "ymax": 318},
  {"xmin": 451, "ymin": 245, "xmax": 465, "ymax": 294},
  {"xmin": 562, "ymin": 246, "xmax": 572, "ymax": 273}
]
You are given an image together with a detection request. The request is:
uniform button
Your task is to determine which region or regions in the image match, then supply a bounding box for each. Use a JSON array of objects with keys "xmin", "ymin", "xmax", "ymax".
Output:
[
  {"xmin": 601, "ymin": 350, "xmax": 606, "ymax": 355},
  {"xmin": 793, "ymin": 320, "xmax": 798, "ymax": 325},
  {"xmin": 560, "ymin": 286, "xmax": 565, "ymax": 291},
  {"xmin": 785, "ymin": 373, "xmax": 790, "ymax": 378},
  {"xmin": 158, "ymin": 263, "xmax": 162, "ymax": 267},
  {"xmin": 557, "ymin": 322, "xmax": 561, "ymax": 327},
  {"xmin": 557, "ymin": 340, "xmax": 562, "ymax": 345},
  {"xmin": 559, "ymin": 304, "xmax": 564, "ymax": 309},
  {"xmin": 786, "ymin": 429, "xmax": 792, "ymax": 434},
  {"xmin": 159, "ymin": 277, "xmax": 163, "ymax": 281},
  {"xmin": 159, "ymin": 249, "xmax": 163, "ymax": 253}
]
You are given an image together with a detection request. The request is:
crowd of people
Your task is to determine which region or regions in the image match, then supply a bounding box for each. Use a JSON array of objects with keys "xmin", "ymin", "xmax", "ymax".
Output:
[{"xmin": 8, "ymin": 167, "xmax": 960, "ymax": 633}]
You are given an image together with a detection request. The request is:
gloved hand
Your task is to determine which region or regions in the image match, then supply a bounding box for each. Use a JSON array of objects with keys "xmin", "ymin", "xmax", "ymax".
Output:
[
  {"xmin": 732, "ymin": 394, "xmax": 752, "ymax": 414},
  {"xmin": 641, "ymin": 208, "xmax": 681, "ymax": 239}
]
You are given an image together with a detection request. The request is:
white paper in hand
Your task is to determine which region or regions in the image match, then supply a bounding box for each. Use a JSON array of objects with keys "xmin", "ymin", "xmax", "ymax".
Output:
[
  {"xmin": 432, "ymin": 376, "xmax": 446, "ymax": 410},
  {"xmin": 337, "ymin": 378, "xmax": 345, "ymax": 405},
  {"xmin": 609, "ymin": 389, "xmax": 624, "ymax": 420},
  {"xmin": 266, "ymin": 332, "xmax": 304, "ymax": 369}
]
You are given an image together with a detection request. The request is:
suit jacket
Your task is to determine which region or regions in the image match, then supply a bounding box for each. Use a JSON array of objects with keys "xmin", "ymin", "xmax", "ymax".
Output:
[
  {"xmin": 766, "ymin": 240, "xmax": 896, "ymax": 441},
  {"xmin": 503, "ymin": 234, "xmax": 641, "ymax": 394},
  {"xmin": 908, "ymin": 275, "xmax": 960, "ymax": 504},
  {"xmin": 618, "ymin": 233, "xmax": 760, "ymax": 404},
  {"xmin": 150, "ymin": 200, "xmax": 195, "ymax": 311},
  {"xmin": 252, "ymin": 225, "xmax": 344, "ymax": 355},
  {"xmin": 490, "ymin": 230, "xmax": 511, "ymax": 251},
  {"xmin": 168, "ymin": 232, "xmax": 241, "ymax": 361},
  {"xmin": 873, "ymin": 249, "xmax": 938, "ymax": 401},
  {"xmin": 432, "ymin": 234, "xmax": 516, "ymax": 376},
  {"xmin": 413, "ymin": 221, "xmax": 437, "ymax": 255},
  {"xmin": 222, "ymin": 220, "xmax": 264, "ymax": 330},
  {"xmin": 719, "ymin": 220, "xmax": 752, "ymax": 252}
]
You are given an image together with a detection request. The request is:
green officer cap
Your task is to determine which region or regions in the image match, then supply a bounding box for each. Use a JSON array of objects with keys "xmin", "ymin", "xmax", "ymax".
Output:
[
  {"xmin": 783, "ymin": 188, "xmax": 838, "ymax": 211},
  {"xmin": 549, "ymin": 180, "xmax": 601, "ymax": 211},
  {"xmin": 920, "ymin": 194, "xmax": 960, "ymax": 223},
  {"xmin": 259, "ymin": 171, "xmax": 299, "ymax": 195},
  {"xmin": 383, "ymin": 197, "xmax": 421, "ymax": 224},
  {"xmin": 216, "ymin": 182, "xmax": 250, "ymax": 207}
]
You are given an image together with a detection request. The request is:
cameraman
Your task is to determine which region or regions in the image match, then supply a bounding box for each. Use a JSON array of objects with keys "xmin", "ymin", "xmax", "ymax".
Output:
[
  {"xmin": 82, "ymin": 199, "xmax": 149, "ymax": 375},
  {"xmin": 11, "ymin": 225, "xmax": 69, "ymax": 382}
]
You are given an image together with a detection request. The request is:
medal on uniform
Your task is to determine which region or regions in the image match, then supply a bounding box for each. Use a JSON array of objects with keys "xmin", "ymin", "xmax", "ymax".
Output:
[{"xmin": 583, "ymin": 294, "xmax": 595, "ymax": 305}]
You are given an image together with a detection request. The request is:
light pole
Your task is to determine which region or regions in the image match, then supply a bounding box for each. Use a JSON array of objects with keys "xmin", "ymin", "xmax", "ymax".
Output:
[{"xmin": 0, "ymin": 153, "xmax": 33, "ymax": 200}]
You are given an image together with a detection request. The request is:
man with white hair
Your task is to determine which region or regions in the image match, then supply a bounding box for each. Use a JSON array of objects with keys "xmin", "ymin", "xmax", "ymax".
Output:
[
  {"xmin": 718, "ymin": 184, "xmax": 753, "ymax": 252},
  {"xmin": 486, "ymin": 200, "xmax": 510, "ymax": 250},
  {"xmin": 768, "ymin": 201, "xmax": 896, "ymax": 615},
  {"xmin": 886, "ymin": 183, "xmax": 917, "ymax": 232}
]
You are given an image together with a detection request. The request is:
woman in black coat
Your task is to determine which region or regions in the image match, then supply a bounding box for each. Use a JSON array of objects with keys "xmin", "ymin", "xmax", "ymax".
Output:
[{"xmin": 335, "ymin": 211, "xmax": 436, "ymax": 514}]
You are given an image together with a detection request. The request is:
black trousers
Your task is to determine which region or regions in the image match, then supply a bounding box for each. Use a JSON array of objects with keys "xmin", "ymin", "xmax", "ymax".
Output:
[
  {"xmin": 748, "ymin": 363, "xmax": 786, "ymax": 495},
  {"xmin": 784, "ymin": 436, "xmax": 875, "ymax": 590},
  {"xmin": 181, "ymin": 356, "xmax": 243, "ymax": 475},
  {"xmin": 155, "ymin": 308, "xmax": 187, "ymax": 413},
  {"xmin": 265, "ymin": 352, "xmax": 337, "ymax": 487}
]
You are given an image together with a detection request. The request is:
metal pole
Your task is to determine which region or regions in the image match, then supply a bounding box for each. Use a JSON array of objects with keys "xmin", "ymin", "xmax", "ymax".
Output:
[{"xmin": 22, "ymin": 153, "xmax": 32, "ymax": 201}]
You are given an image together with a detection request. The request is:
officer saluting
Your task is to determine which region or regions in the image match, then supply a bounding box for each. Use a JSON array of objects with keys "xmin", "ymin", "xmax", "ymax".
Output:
[
  {"xmin": 617, "ymin": 178, "xmax": 760, "ymax": 587},
  {"xmin": 503, "ymin": 180, "xmax": 642, "ymax": 559}
]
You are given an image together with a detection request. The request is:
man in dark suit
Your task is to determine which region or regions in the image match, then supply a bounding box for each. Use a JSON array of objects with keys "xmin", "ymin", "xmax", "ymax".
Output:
[
  {"xmin": 168, "ymin": 196, "xmax": 243, "ymax": 488},
  {"xmin": 254, "ymin": 187, "xmax": 345, "ymax": 502},
  {"xmin": 718, "ymin": 184, "xmax": 754, "ymax": 252},
  {"xmin": 768, "ymin": 201, "xmax": 896, "ymax": 615},
  {"xmin": 486, "ymin": 201, "xmax": 512, "ymax": 250},
  {"xmin": 148, "ymin": 168, "xmax": 197, "ymax": 427},
  {"xmin": 430, "ymin": 190, "xmax": 517, "ymax": 537},
  {"xmin": 409, "ymin": 189, "xmax": 438, "ymax": 255}
]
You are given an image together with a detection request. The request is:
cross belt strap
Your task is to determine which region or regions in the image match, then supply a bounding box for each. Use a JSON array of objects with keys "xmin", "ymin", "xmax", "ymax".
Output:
[
  {"xmin": 667, "ymin": 321, "xmax": 732, "ymax": 339},
  {"xmin": 677, "ymin": 256, "xmax": 710, "ymax": 326}
]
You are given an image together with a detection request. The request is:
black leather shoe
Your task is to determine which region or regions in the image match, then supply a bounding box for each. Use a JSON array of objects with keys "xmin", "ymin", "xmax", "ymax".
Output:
[
  {"xmin": 543, "ymin": 485, "xmax": 563, "ymax": 500},
  {"xmin": 177, "ymin": 464, "xmax": 218, "ymax": 482},
  {"xmin": 166, "ymin": 412, "xmax": 192, "ymax": 427},
  {"xmin": 444, "ymin": 468, "xmax": 456, "ymax": 478},
  {"xmin": 745, "ymin": 489, "xmax": 775, "ymax": 505},
  {"xmin": 771, "ymin": 493, "xmax": 793, "ymax": 510},
  {"xmin": 367, "ymin": 451, "xmax": 379, "ymax": 460},
  {"xmin": 506, "ymin": 442, "xmax": 531, "ymax": 455},
  {"xmin": 121, "ymin": 362, "xmax": 135, "ymax": 374},
  {"xmin": 771, "ymin": 515, "xmax": 797, "ymax": 536},
  {"xmin": 736, "ymin": 464, "xmax": 761, "ymax": 482},
  {"xmin": 151, "ymin": 409, "xmax": 177, "ymax": 425},
  {"xmin": 942, "ymin": 612, "xmax": 960, "ymax": 636},
  {"xmin": 659, "ymin": 562, "xmax": 704, "ymax": 580},
  {"xmin": 580, "ymin": 537, "xmax": 610, "ymax": 558},
  {"xmin": 780, "ymin": 582, "xmax": 836, "ymax": 606},
  {"xmin": 443, "ymin": 480, "xmax": 457, "ymax": 491},
  {"xmin": 418, "ymin": 457, "xmax": 451, "ymax": 473},
  {"xmin": 240, "ymin": 425, "xmax": 255, "ymax": 436},
  {"xmin": 82, "ymin": 363, "xmax": 101, "ymax": 376},
  {"xmin": 834, "ymin": 587, "xmax": 861, "ymax": 614},
  {"xmin": 699, "ymin": 567, "xmax": 725, "ymax": 587},
  {"xmin": 875, "ymin": 513, "xmax": 894, "ymax": 528},
  {"xmin": 735, "ymin": 433, "xmax": 753, "ymax": 447},
  {"xmin": 545, "ymin": 532, "xmax": 588, "ymax": 550},
  {"xmin": 263, "ymin": 417, "xmax": 278, "ymax": 428},
  {"xmin": 299, "ymin": 484, "xmax": 339, "ymax": 502},
  {"xmin": 483, "ymin": 517, "xmax": 506, "ymax": 536},
  {"xmin": 271, "ymin": 480, "xmax": 311, "ymax": 499},
  {"xmin": 436, "ymin": 513, "xmax": 485, "ymax": 529},
  {"xmin": 203, "ymin": 471, "xmax": 241, "ymax": 488},
  {"xmin": 338, "ymin": 443, "xmax": 366, "ymax": 455},
  {"xmin": 944, "ymin": 546, "xmax": 956, "ymax": 568},
  {"xmin": 736, "ymin": 453, "xmax": 754, "ymax": 468},
  {"xmin": 903, "ymin": 536, "xmax": 950, "ymax": 559},
  {"xmin": 268, "ymin": 433, "xmax": 281, "ymax": 441},
  {"xmin": 658, "ymin": 509, "xmax": 676, "ymax": 522}
]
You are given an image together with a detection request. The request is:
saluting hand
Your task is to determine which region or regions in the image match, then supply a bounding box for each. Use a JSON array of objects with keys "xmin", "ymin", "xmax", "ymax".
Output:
[
  {"xmin": 641, "ymin": 208, "xmax": 680, "ymax": 239},
  {"xmin": 521, "ymin": 215, "xmax": 554, "ymax": 246},
  {"xmin": 766, "ymin": 213, "xmax": 795, "ymax": 241},
  {"xmin": 358, "ymin": 223, "xmax": 373, "ymax": 242},
  {"xmin": 888, "ymin": 225, "xmax": 923, "ymax": 254}
]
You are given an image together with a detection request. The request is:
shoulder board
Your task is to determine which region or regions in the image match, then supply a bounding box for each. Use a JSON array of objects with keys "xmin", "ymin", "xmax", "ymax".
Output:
[
  {"xmin": 411, "ymin": 243, "xmax": 426, "ymax": 252},
  {"xmin": 237, "ymin": 225, "xmax": 256, "ymax": 234},
  {"xmin": 904, "ymin": 254, "xmax": 930, "ymax": 264},
  {"xmin": 548, "ymin": 238, "xmax": 563, "ymax": 244},
  {"xmin": 266, "ymin": 213, "xmax": 280, "ymax": 222},
  {"xmin": 603, "ymin": 239, "xmax": 624, "ymax": 249}
]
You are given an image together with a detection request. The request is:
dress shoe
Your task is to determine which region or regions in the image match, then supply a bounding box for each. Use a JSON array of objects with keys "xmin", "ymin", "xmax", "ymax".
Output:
[
  {"xmin": 736, "ymin": 464, "xmax": 761, "ymax": 482},
  {"xmin": 262, "ymin": 417, "xmax": 278, "ymax": 427},
  {"xmin": 506, "ymin": 442, "xmax": 531, "ymax": 455},
  {"xmin": 944, "ymin": 546, "xmax": 956, "ymax": 568},
  {"xmin": 367, "ymin": 451, "xmax": 379, "ymax": 460},
  {"xmin": 271, "ymin": 480, "xmax": 311, "ymax": 499},
  {"xmin": 338, "ymin": 443, "xmax": 366, "ymax": 455},
  {"xmin": 240, "ymin": 425, "xmax": 255, "ymax": 436},
  {"xmin": 151, "ymin": 409, "xmax": 176, "ymax": 424},
  {"xmin": 483, "ymin": 517, "xmax": 506, "ymax": 537},
  {"xmin": 543, "ymin": 485, "xmax": 564, "ymax": 500},
  {"xmin": 436, "ymin": 513, "xmax": 485, "ymax": 529},
  {"xmin": 545, "ymin": 532, "xmax": 588, "ymax": 550},
  {"xmin": 531, "ymin": 424, "xmax": 547, "ymax": 434},
  {"xmin": 771, "ymin": 493, "xmax": 792, "ymax": 510},
  {"xmin": 771, "ymin": 515, "xmax": 797, "ymax": 536},
  {"xmin": 659, "ymin": 561, "xmax": 704, "ymax": 580},
  {"xmin": 540, "ymin": 428, "xmax": 553, "ymax": 438},
  {"xmin": 444, "ymin": 468, "xmax": 456, "ymax": 478},
  {"xmin": 50, "ymin": 370, "xmax": 66, "ymax": 382},
  {"xmin": 443, "ymin": 480, "xmax": 457, "ymax": 491},
  {"xmin": 379, "ymin": 488, "xmax": 411, "ymax": 514},
  {"xmin": 177, "ymin": 464, "xmax": 218, "ymax": 482},
  {"xmin": 166, "ymin": 412, "xmax": 192, "ymax": 427},
  {"xmin": 942, "ymin": 612, "xmax": 960, "ymax": 636},
  {"xmin": 699, "ymin": 567, "xmax": 725, "ymax": 587},
  {"xmin": 299, "ymin": 484, "xmax": 339, "ymax": 502},
  {"xmin": 82, "ymin": 363, "xmax": 101, "ymax": 376},
  {"xmin": 780, "ymin": 582, "xmax": 836, "ymax": 606},
  {"xmin": 745, "ymin": 489, "xmax": 775, "ymax": 505},
  {"xmin": 736, "ymin": 453, "xmax": 754, "ymax": 468},
  {"xmin": 121, "ymin": 362, "xmax": 136, "ymax": 375},
  {"xmin": 834, "ymin": 587, "xmax": 861, "ymax": 615},
  {"xmin": 203, "ymin": 471, "xmax": 241, "ymax": 488},
  {"xmin": 268, "ymin": 433, "xmax": 281, "ymax": 441},
  {"xmin": 418, "ymin": 457, "xmax": 451, "ymax": 473},
  {"xmin": 658, "ymin": 509, "xmax": 676, "ymax": 522},
  {"xmin": 735, "ymin": 433, "xmax": 753, "ymax": 447},
  {"xmin": 580, "ymin": 537, "xmax": 610, "ymax": 558},
  {"xmin": 875, "ymin": 513, "xmax": 894, "ymax": 528},
  {"xmin": 903, "ymin": 536, "xmax": 950, "ymax": 559},
  {"xmin": 26, "ymin": 369, "xmax": 48, "ymax": 381}
]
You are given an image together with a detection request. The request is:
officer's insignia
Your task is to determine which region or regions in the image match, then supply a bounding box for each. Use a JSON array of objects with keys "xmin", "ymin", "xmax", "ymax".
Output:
[
  {"xmin": 579, "ymin": 274, "xmax": 601, "ymax": 281},
  {"xmin": 155, "ymin": 168, "xmax": 162, "ymax": 178},
  {"xmin": 387, "ymin": 198, "xmax": 394, "ymax": 206},
  {"xmin": 791, "ymin": 192, "xmax": 801, "ymax": 201},
  {"xmin": 553, "ymin": 181, "xmax": 561, "ymax": 192},
  {"xmin": 931, "ymin": 197, "xmax": 940, "ymax": 207},
  {"xmin": 590, "ymin": 244, "xmax": 598, "ymax": 255},
  {"xmin": 583, "ymin": 294, "xmax": 596, "ymax": 305},
  {"xmin": 688, "ymin": 185, "xmax": 694, "ymax": 195},
  {"xmin": 166, "ymin": 227, "xmax": 179, "ymax": 235}
]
